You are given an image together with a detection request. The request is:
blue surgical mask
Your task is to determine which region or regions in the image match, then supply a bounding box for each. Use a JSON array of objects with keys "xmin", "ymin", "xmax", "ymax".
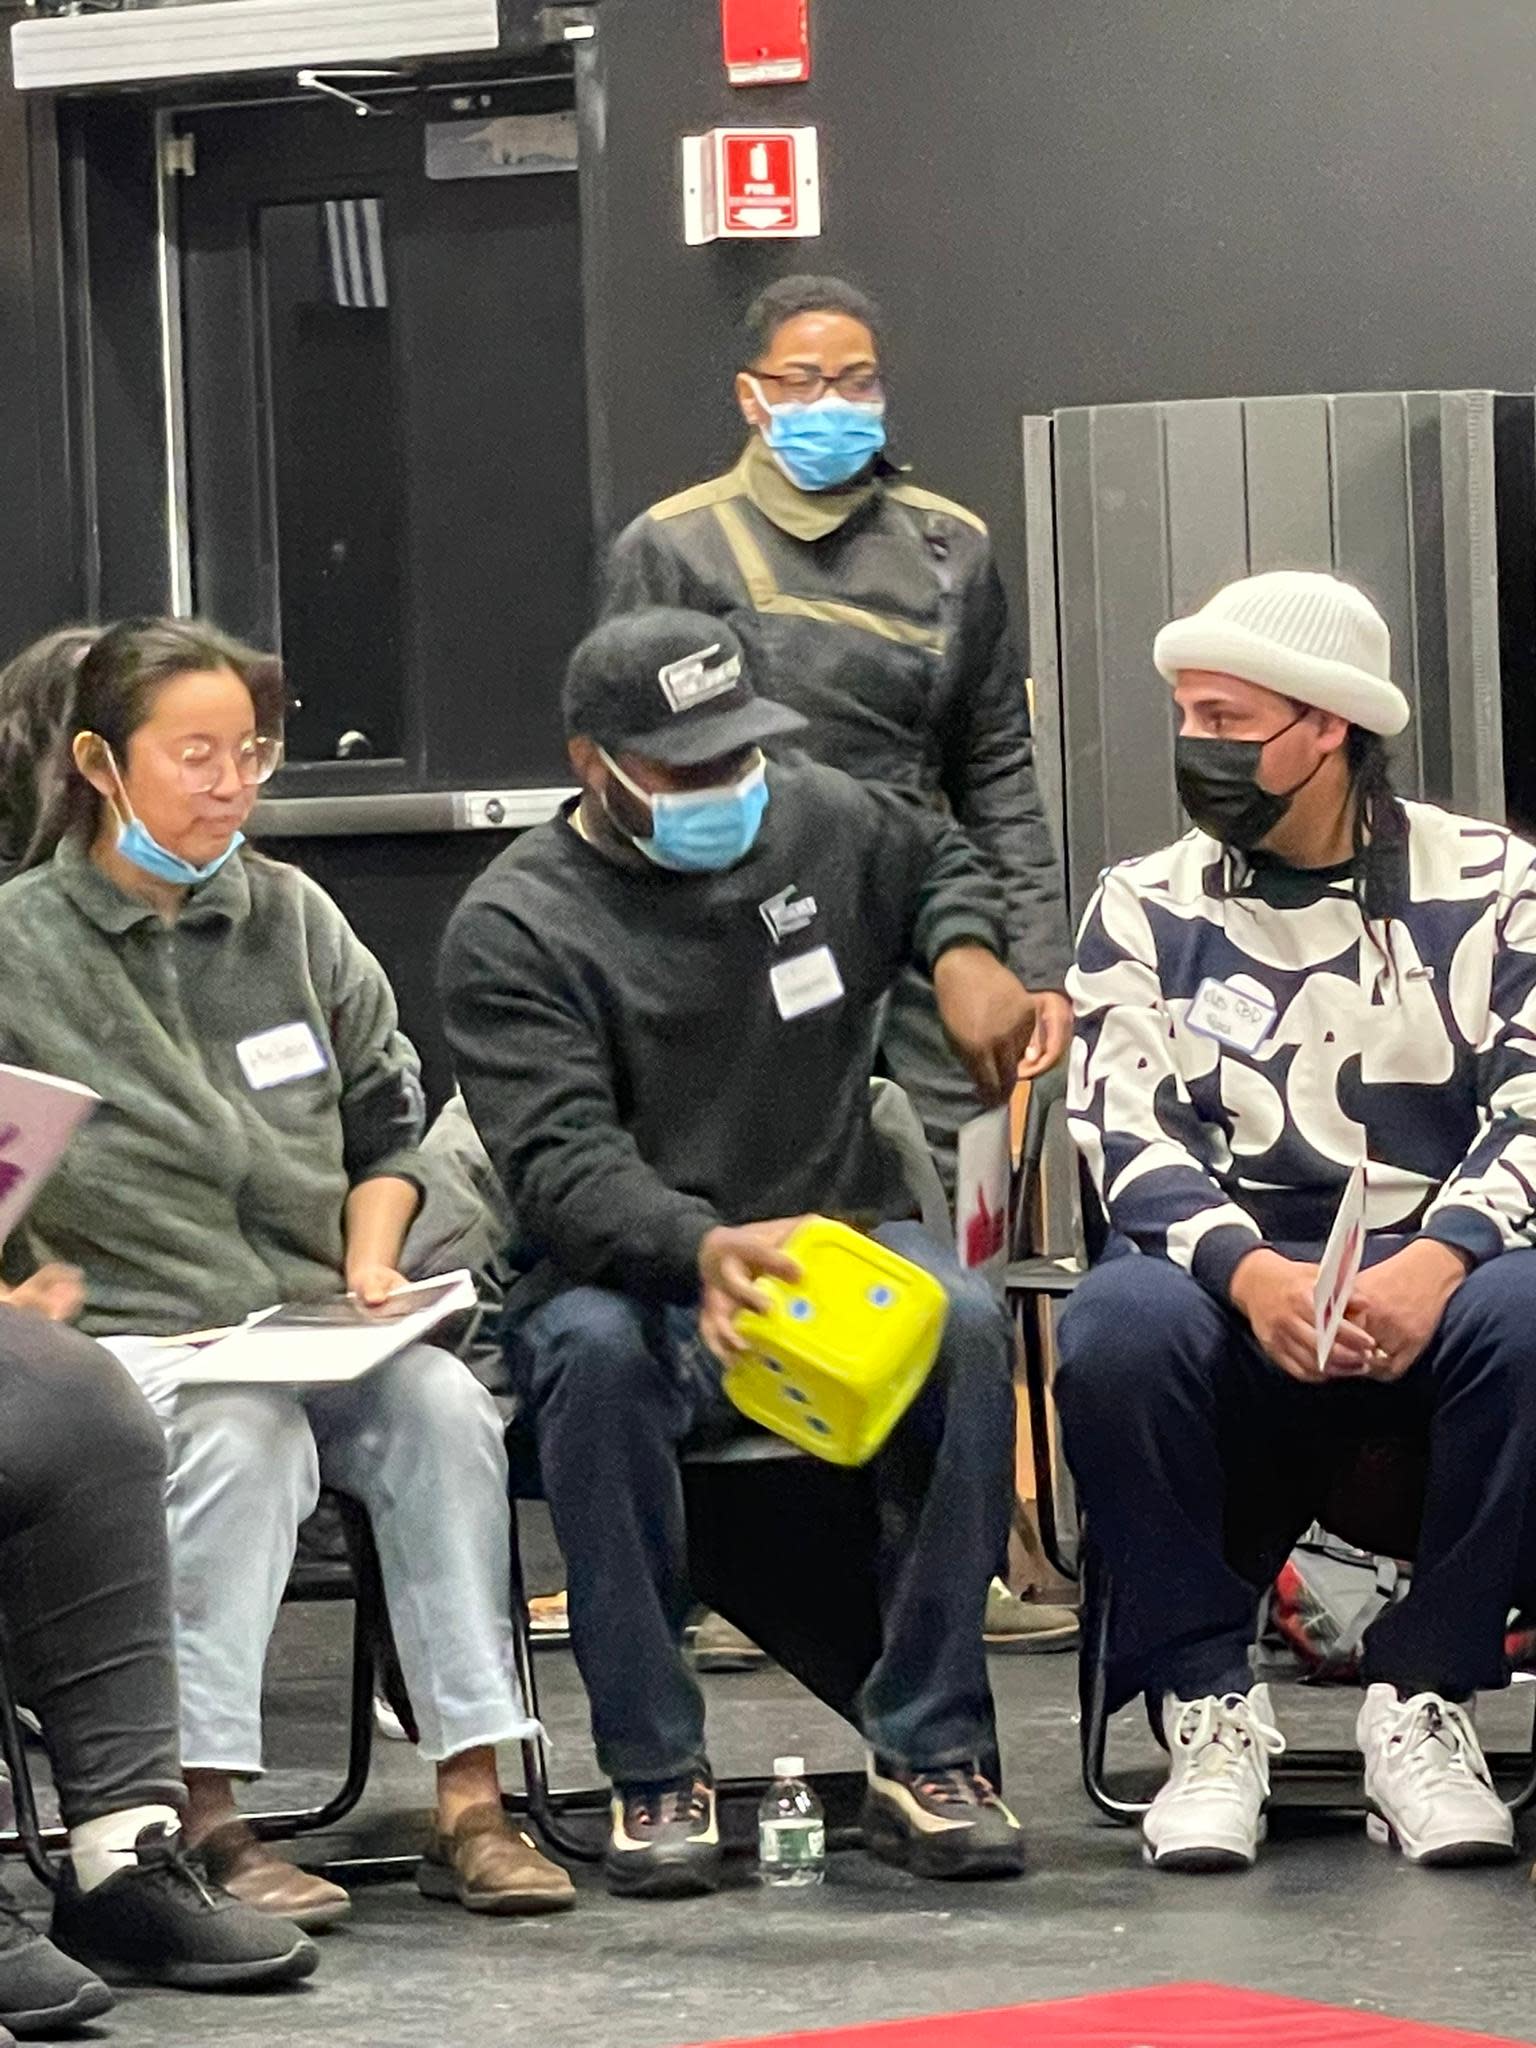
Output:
[
  {"xmin": 753, "ymin": 383, "xmax": 888, "ymax": 493},
  {"xmin": 100, "ymin": 744, "xmax": 244, "ymax": 887},
  {"xmin": 116, "ymin": 815, "xmax": 244, "ymax": 887},
  {"xmin": 600, "ymin": 749, "xmax": 769, "ymax": 872}
]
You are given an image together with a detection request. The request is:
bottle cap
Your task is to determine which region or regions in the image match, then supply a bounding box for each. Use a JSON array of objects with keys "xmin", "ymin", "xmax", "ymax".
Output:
[{"xmin": 774, "ymin": 1756, "xmax": 805, "ymax": 1778}]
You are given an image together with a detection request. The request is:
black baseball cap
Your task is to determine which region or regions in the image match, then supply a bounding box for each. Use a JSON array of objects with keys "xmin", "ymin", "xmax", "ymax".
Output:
[{"xmin": 562, "ymin": 609, "xmax": 807, "ymax": 768}]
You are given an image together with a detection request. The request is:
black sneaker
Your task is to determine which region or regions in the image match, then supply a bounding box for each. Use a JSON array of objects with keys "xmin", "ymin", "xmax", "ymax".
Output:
[
  {"xmin": 51, "ymin": 1823, "xmax": 319, "ymax": 1991},
  {"xmin": 604, "ymin": 1776, "xmax": 721, "ymax": 1899},
  {"xmin": 0, "ymin": 1878, "xmax": 112, "ymax": 2037},
  {"xmin": 862, "ymin": 1760, "xmax": 1025, "ymax": 1880}
]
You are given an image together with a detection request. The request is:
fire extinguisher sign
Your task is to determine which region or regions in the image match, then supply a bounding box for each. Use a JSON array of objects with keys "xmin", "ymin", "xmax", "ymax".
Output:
[
  {"xmin": 682, "ymin": 127, "xmax": 822, "ymax": 244},
  {"xmin": 723, "ymin": 133, "xmax": 798, "ymax": 231}
]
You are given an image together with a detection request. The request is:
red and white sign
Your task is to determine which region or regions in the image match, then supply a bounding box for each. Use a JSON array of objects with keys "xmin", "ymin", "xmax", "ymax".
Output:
[
  {"xmin": 721, "ymin": 0, "xmax": 811, "ymax": 87},
  {"xmin": 723, "ymin": 131, "xmax": 799, "ymax": 231},
  {"xmin": 682, "ymin": 126, "xmax": 822, "ymax": 244}
]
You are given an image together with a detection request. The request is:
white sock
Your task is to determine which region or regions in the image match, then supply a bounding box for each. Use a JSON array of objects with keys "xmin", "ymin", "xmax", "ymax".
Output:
[{"xmin": 69, "ymin": 1805, "xmax": 181, "ymax": 1893}]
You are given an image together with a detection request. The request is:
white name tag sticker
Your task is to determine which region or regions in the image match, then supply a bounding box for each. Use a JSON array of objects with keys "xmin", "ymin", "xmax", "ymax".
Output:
[
  {"xmin": 770, "ymin": 946, "xmax": 845, "ymax": 1023},
  {"xmin": 237, "ymin": 1021, "xmax": 328, "ymax": 1092},
  {"xmin": 1186, "ymin": 977, "xmax": 1277, "ymax": 1054}
]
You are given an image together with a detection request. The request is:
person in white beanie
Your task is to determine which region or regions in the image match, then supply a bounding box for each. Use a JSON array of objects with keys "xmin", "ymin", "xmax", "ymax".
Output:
[{"xmin": 1055, "ymin": 569, "xmax": 1536, "ymax": 1876}]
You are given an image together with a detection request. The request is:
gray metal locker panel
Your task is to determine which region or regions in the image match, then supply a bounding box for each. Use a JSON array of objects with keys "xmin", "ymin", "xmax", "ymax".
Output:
[
  {"xmin": 1021, "ymin": 387, "xmax": 1521, "ymax": 911},
  {"xmin": 1243, "ymin": 397, "xmax": 1333, "ymax": 570},
  {"xmin": 1328, "ymin": 393, "xmax": 1421, "ymax": 801},
  {"xmin": 1162, "ymin": 399, "xmax": 1248, "ymax": 613},
  {"xmin": 1087, "ymin": 404, "xmax": 1180, "ymax": 864},
  {"xmin": 1438, "ymin": 391, "xmax": 1505, "ymax": 820},
  {"xmin": 1021, "ymin": 412, "xmax": 1066, "ymax": 861},
  {"xmin": 1051, "ymin": 406, "xmax": 1108, "ymax": 890},
  {"xmin": 1403, "ymin": 392, "xmax": 1452, "ymax": 802}
]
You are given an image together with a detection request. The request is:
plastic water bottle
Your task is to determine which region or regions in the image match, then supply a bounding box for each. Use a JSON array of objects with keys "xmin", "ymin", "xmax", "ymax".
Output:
[{"xmin": 757, "ymin": 1756, "xmax": 826, "ymax": 1887}]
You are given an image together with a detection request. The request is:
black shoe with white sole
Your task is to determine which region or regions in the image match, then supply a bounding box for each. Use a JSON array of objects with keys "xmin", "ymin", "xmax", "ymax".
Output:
[
  {"xmin": 862, "ymin": 1761, "xmax": 1025, "ymax": 1880},
  {"xmin": 604, "ymin": 1777, "xmax": 722, "ymax": 1900},
  {"xmin": 51, "ymin": 1823, "xmax": 318, "ymax": 1992},
  {"xmin": 0, "ymin": 1883, "xmax": 113, "ymax": 2039}
]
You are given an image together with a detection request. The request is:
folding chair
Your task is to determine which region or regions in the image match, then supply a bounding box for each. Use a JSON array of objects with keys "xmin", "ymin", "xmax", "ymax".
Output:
[
  {"xmin": 502, "ymin": 1423, "xmax": 990, "ymax": 1863},
  {"xmin": 0, "ymin": 1490, "xmax": 396, "ymax": 1882},
  {"xmin": 0, "ymin": 1649, "xmax": 61, "ymax": 1890},
  {"xmin": 1006, "ymin": 1076, "xmax": 1536, "ymax": 1822}
]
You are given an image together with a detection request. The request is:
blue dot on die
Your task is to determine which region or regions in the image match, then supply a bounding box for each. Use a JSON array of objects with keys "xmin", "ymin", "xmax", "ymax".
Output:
[
  {"xmin": 789, "ymin": 1298, "xmax": 814, "ymax": 1321},
  {"xmin": 868, "ymin": 1285, "xmax": 896, "ymax": 1309}
]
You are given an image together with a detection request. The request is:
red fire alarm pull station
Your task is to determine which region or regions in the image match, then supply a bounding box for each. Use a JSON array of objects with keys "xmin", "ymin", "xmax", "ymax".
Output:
[{"xmin": 722, "ymin": 0, "xmax": 810, "ymax": 87}]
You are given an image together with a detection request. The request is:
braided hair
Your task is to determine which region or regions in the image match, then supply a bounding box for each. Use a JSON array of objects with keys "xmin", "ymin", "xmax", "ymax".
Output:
[{"xmin": 1348, "ymin": 725, "xmax": 1409, "ymax": 925}]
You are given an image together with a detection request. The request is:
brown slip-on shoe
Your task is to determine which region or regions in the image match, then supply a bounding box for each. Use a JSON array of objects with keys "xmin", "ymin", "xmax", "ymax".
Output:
[
  {"xmin": 195, "ymin": 1822, "xmax": 352, "ymax": 1932},
  {"xmin": 418, "ymin": 1805, "xmax": 576, "ymax": 1916}
]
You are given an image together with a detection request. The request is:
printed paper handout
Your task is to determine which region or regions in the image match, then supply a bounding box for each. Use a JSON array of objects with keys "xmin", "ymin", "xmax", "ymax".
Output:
[{"xmin": 175, "ymin": 1271, "xmax": 478, "ymax": 1388}]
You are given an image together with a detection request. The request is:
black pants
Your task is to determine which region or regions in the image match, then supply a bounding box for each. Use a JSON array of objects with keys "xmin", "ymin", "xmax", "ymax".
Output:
[
  {"xmin": 0, "ymin": 1308, "xmax": 183, "ymax": 1828},
  {"xmin": 506, "ymin": 1224, "xmax": 1015, "ymax": 1787},
  {"xmin": 1055, "ymin": 1247, "xmax": 1536, "ymax": 1714}
]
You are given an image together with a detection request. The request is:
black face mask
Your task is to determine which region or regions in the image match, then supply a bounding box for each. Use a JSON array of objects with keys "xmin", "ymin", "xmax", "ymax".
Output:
[{"xmin": 1174, "ymin": 713, "xmax": 1321, "ymax": 850}]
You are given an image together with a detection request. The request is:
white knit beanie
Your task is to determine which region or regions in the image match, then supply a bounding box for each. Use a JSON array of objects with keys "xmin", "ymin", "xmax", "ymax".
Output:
[{"xmin": 1152, "ymin": 571, "xmax": 1410, "ymax": 738}]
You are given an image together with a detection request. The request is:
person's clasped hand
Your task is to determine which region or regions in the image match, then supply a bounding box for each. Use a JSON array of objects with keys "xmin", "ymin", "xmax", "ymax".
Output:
[
  {"xmin": 1231, "ymin": 1241, "xmax": 1468, "ymax": 1385},
  {"xmin": 933, "ymin": 944, "xmax": 1043, "ymax": 1105},
  {"xmin": 697, "ymin": 1218, "xmax": 808, "ymax": 1364},
  {"xmin": 1338, "ymin": 1240, "xmax": 1469, "ymax": 1382},
  {"xmin": 1230, "ymin": 1248, "xmax": 1374, "ymax": 1384},
  {"xmin": 0, "ymin": 1263, "xmax": 85, "ymax": 1323}
]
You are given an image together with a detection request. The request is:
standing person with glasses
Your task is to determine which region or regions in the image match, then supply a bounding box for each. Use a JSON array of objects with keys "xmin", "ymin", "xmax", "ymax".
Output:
[
  {"xmin": 0, "ymin": 618, "xmax": 572, "ymax": 1932},
  {"xmin": 604, "ymin": 275, "xmax": 1078, "ymax": 1664},
  {"xmin": 604, "ymin": 275, "xmax": 1074, "ymax": 1197}
]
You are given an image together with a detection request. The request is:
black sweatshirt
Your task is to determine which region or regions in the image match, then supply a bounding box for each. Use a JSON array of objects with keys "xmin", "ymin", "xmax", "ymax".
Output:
[{"xmin": 439, "ymin": 760, "xmax": 1008, "ymax": 1306}]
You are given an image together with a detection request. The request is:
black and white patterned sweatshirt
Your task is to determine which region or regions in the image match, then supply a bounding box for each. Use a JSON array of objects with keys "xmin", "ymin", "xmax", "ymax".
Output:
[{"xmin": 1066, "ymin": 800, "xmax": 1536, "ymax": 1300}]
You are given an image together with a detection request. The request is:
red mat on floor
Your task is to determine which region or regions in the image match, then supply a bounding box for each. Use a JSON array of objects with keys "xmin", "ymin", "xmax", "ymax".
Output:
[{"xmin": 705, "ymin": 1983, "xmax": 1515, "ymax": 2047}]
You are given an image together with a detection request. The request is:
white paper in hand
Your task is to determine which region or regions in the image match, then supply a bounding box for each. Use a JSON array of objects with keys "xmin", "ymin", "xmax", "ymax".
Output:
[
  {"xmin": 175, "ymin": 1271, "xmax": 477, "ymax": 1388},
  {"xmin": 1313, "ymin": 1163, "xmax": 1367, "ymax": 1373},
  {"xmin": 956, "ymin": 1105, "xmax": 1011, "ymax": 1279}
]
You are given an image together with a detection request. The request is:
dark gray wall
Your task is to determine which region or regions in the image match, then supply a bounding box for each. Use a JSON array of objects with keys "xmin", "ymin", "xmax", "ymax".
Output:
[
  {"xmin": 8, "ymin": 0, "xmax": 1536, "ymax": 647},
  {"xmin": 0, "ymin": 2, "xmax": 77, "ymax": 648},
  {"xmin": 586, "ymin": 0, "xmax": 1536, "ymax": 612}
]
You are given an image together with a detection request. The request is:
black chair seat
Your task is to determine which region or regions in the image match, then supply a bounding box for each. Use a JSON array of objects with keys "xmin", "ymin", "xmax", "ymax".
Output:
[{"xmin": 1003, "ymin": 1254, "xmax": 1084, "ymax": 1299}]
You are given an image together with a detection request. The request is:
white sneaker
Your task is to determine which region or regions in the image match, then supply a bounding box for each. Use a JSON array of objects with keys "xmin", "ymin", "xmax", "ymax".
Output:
[
  {"xmin": 1142, "ymin": 1684, "xmax": 1285, "ymax": 1872},
  {"xmin": 1358, "ymin": 1683, "xmax": 1516, "ymax": 1866}
]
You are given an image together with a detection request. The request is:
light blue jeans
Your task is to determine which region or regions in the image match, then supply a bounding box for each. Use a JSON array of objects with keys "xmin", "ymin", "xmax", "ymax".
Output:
[{"xmin": 106, "ymin": 1338, "xmax": 538, "ymax": 1775}]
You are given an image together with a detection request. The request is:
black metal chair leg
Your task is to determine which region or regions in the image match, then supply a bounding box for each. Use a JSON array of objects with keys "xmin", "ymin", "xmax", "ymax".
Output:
[
  {"xmin": 1079, "ymin": 1548, "xmax": 1148, "ymax": 1823},
  {"xmin": 1016, "ymin": 1290, "xmax": 1077, "ymax": 1584},
  {"xmin": 248, "ymin": 1553, "xmax": 377, "ymax": 1842},
  {"xmin": 1501, "ymin": 1682, "xmax": 1536, "ymax": 1814},
  {"xmin": 497, "ymin": 1497, "xmax": 605, "ymax": 1864},
  {"xmin": 0, "ymin": 1665, "xmax": 59, "ymax": 1889}
]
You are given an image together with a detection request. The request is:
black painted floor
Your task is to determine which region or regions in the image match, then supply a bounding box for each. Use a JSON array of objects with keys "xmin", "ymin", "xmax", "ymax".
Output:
[{"xmin": 8, "ymin": 1544, "xmax": 1536, "ymax": 2047}]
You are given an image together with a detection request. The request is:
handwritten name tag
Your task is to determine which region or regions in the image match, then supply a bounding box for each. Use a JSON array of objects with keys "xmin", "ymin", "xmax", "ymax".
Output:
[{"xmin": 1186, "ymin": 977, "xmax": 1277, "ymax": 1054}]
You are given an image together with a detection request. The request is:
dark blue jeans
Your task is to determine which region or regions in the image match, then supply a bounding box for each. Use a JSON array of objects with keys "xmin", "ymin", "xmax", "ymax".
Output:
[
  {"xmin": 504, "ymin": 1223, "xmax": 1015, "ymax": 1787},
  {"xmin": 1056, "ymin": 1245, "xmax": 1536, "ymax": 1713}
]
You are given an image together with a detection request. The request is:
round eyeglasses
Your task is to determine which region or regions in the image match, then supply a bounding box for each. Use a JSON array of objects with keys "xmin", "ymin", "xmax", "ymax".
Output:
[{"xmin": 170, "ymin": 734, "xmax": 285, "ymax": 795}]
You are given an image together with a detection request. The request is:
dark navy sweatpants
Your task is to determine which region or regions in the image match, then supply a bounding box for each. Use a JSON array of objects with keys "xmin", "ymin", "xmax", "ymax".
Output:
[{"xmin": 1056, "ymin": 1246, "xmax": 1536, "ymax": 1712}]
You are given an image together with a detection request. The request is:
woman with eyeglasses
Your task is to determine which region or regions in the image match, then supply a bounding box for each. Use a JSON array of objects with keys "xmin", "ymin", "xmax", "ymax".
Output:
[{"xmin": 0, "ymin": 618, "xmax": 574, "ymax": 1930}]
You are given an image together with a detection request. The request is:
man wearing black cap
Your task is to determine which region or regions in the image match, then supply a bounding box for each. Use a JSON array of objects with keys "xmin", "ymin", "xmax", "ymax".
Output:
[{"xmin": 442, "ymin": 609, "xmax": 1032, "ymax": 1900}]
